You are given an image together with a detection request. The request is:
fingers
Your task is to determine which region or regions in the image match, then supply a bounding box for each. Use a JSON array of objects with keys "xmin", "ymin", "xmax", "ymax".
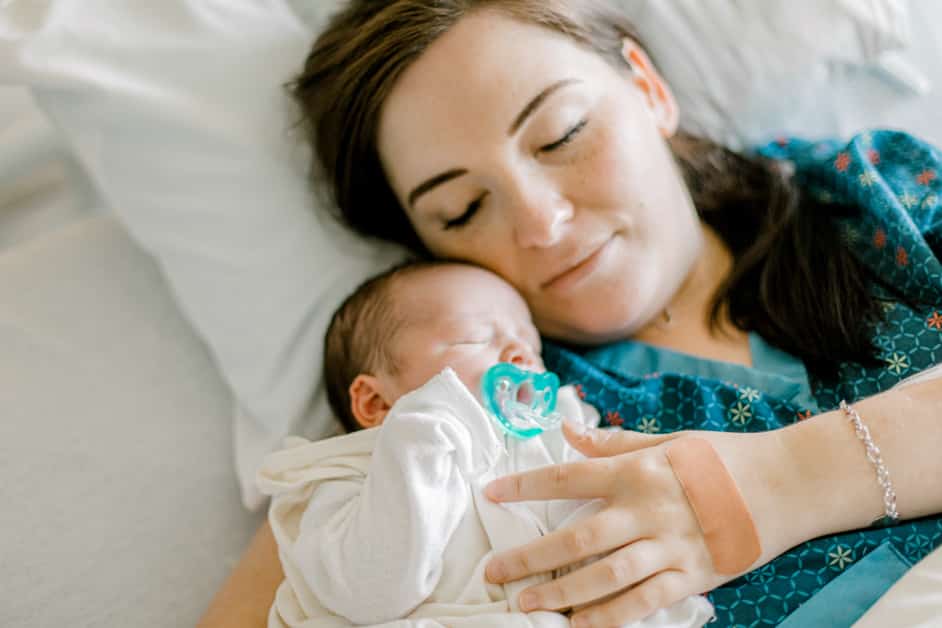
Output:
[
  {"xmin": 516, "ymin": 540, "xmax": 669, "ymax": 612},
  {"xmin": 486, "ymin": 511, "xmax": 642, "ymax": 585},
  {"xmin": 485, "ymin": 457, "xmax": 618, "ymax": 503},
  {"xmin": 563, "ymin": 421, "xmax": 679, "ymax": 458},
  {"xmin": 486, "ymin": 427, "xmax": 683, "ymax": 503},
  {"xmin": 569, "ymin": 570, "xmax": 690, "ymax": 628}
]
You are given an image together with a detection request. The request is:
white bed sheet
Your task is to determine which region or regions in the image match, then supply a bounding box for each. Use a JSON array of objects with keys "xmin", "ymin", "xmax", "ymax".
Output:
[
  {"xmin": 0, "ymin": 86, "xmax": 98, "ymax": 252},
  {"xmin": 3, "ymin": 5, "xmax": 942, "ymax": 625},
  {"xmin": 0, "ymin": 213, "xmax": 262, "ymax": 627},
  {"xmin": 854, "ymin": 544, "xmax": 942, "ymax": 627}
]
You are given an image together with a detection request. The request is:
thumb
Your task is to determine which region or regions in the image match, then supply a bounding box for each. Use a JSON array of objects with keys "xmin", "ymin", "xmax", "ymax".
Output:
[{"xmin": 562, "ymin": 420, "xmax": 679, "ymax": 458}]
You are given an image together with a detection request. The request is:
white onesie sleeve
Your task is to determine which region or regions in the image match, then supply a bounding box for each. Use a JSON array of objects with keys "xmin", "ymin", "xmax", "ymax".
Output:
[{"xmin": 289, "ymin": 369, "xmax": 503, "ymax": 626}]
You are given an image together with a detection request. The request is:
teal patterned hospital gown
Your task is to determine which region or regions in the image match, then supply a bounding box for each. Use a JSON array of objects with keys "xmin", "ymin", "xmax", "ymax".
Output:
[{"xmin": 543, "ymin": 130, "xmax": 942, "ymax": 627}]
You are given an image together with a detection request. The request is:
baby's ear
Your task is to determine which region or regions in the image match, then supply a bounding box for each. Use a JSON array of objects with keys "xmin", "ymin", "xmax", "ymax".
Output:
[{"xmin": 349, "ymin": 375, "xmax": 393, "ymax": 429}]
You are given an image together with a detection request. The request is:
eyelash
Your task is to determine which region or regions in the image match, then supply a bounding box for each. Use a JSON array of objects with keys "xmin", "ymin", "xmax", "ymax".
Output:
[
  {"xmin": 539, "ymin": 118, "xmax": 588, "ymax": 153},
  {"xmin": 443, "ymin": 119, "xmax": 588, "ymax": 231},
  {"xmin": 444, "ymin": 194, "xmax": 486, "ymax": 230}
]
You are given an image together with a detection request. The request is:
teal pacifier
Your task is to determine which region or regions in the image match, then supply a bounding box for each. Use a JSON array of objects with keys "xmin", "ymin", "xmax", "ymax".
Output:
[{"xmin": 481, "ymin": 363, "xmax": 563, "ymax": 439}]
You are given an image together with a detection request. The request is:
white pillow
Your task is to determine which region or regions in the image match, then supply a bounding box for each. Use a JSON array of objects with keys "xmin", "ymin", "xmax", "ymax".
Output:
[
  {"xmin": 0, "ymin": 1, "xmax": 406, "ymax": 509},
  {"xmin": 0, "ymin": 0, "xmax": 925, "ymax": 509},
  {"xmin": 615, "ymin": 0, "xmax": 918, "ymax": 148}
]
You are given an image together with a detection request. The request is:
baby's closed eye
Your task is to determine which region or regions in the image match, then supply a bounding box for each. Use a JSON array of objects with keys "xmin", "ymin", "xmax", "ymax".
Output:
[
  {"xmin": 452, "ymin": 332, "xmax": 494, "ymax": 346},
  {"xmin": 453, "ymin": 338, "xmax": 490, "ymax": 347}
]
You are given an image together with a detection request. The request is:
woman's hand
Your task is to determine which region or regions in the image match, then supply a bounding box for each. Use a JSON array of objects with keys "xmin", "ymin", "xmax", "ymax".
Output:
[{"xmin": 483, "ymin": 421, "xmax": 806, "ymax": 627}]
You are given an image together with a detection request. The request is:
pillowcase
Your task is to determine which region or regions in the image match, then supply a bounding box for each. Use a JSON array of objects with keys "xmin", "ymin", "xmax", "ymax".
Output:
[
  {"xmin": 0, "ymin": 0, "xmax": 924, "ymax": 509},
  {"xmin": 0, "ymin": 1, "xmax": 406, "ymax": 509},
  {"xmin": 614, "ymin": 0, "xmax": 917, "ymax": 148}
]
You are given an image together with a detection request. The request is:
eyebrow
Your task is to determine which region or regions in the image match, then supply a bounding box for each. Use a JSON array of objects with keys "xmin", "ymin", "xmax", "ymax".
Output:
[
  {"xmin": 508, "ymin": 78, "xmax": 579, "ymax": 135},
  {"xmin": 407, "ymin": 78, "xmax": 581, "ymax": 209},
  {"xmin": 408, "ymin": 168, "xmax": 468, "ymax": 208}
]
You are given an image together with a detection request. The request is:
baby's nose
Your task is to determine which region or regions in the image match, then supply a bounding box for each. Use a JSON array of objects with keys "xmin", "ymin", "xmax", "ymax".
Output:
[{"xmin": 500, "ymin": 343, "xmax": 542, "ymax": 371}]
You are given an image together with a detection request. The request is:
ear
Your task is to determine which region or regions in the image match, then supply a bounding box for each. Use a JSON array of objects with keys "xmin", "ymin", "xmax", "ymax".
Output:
[
  {"xmin": 621, "ymin": 39, "xmax": 679, "ymax": 138},
  {"xmin": 349, "ymin": 374, "xmax": 395, "ymax": 429}
]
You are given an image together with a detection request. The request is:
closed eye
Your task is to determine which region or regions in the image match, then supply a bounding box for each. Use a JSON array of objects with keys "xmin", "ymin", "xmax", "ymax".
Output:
[
  {"xmin": 453, "ymin": 332, "xmax": 494, "ymax": 347},
  {"xmin": 444, "ymin": 193, "xmax": 486, "ymax": 231},
  {"xmin": 540, "ymin": 119, "xmax": 588, "ymax": 153},
  {"xmin": 455, "ymin": 339, "xmax": 490, "ymax": 346}
]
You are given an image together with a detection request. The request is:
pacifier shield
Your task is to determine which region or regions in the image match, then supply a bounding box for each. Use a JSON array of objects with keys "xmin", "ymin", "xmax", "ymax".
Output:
[{"xmin": 481, "ymin": 363, "xmax": 563, "ymax": 439}]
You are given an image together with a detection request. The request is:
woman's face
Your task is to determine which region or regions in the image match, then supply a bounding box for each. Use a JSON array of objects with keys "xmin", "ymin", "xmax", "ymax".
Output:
[{"xmin": 377, "ymin": 9, "xmax": 703, "ymax": 344}]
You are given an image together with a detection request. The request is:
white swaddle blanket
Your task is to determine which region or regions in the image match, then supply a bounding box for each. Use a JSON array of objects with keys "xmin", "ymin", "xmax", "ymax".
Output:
[{"xmin": 257, "ymin": 368, "xmax": 714, "ymax": 628}]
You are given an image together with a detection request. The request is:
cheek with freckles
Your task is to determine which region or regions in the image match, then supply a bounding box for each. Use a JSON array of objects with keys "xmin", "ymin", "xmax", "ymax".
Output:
[
  {"xmin": 566, "ymin": 111, "xmax": 657, "ymax": 230},
  {"xmin": 581, "ymin": 124, "xmax": 629, "ymax": 198}
]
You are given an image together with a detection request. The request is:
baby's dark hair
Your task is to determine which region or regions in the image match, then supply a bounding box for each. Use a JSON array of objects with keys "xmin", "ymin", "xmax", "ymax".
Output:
[{"xmin": 324, "ymin": 259, "xmax": 448, "ymax": 432}]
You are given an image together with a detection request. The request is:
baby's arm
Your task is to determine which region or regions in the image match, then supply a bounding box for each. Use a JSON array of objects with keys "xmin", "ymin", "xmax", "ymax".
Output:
[{"xmin": 290, "ymin": 406, "xmax": 479, "ymax": 625}]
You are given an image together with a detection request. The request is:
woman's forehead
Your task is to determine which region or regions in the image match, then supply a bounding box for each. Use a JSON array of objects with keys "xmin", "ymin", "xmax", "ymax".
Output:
[{"xmin": 377, "ymin": 10, "xmax": 610, "ymax": 186}]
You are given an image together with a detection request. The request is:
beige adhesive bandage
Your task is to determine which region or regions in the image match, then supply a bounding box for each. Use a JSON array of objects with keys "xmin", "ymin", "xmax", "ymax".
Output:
[{"xmin": 664, "ymin": 437, "xmax": 761, "ymax": 575}]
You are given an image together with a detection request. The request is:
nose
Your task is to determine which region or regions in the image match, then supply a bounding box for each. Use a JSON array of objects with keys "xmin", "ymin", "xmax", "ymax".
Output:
[
  {"xmin": 500, "ymin": 341, "xmax": 541, "ymax": 371},
  {"xmin": 508, "ymin": 178, "xmax": 573, "ymax": 249}
]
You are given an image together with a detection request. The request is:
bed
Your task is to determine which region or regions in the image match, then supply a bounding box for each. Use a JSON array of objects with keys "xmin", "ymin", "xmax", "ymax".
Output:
[{"xmin": 1, "ymin": 2, "xmax": 941, "ymax": 626}]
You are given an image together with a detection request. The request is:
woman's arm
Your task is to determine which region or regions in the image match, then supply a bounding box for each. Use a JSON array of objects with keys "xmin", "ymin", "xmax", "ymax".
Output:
[
  {"xmin": 481, "ymin": 378, "xmax": 942, "ymax": 628},
  {"xmin": 781, "ymin": 376, "xmax": 942, "ymax": 535},
  {"xmin": 197, "ymin": 521, "xmax": 282, "ymax": 628},
  {"xmin": 715, "ymin": 376, "xmax": 942, "ymax": 576}
]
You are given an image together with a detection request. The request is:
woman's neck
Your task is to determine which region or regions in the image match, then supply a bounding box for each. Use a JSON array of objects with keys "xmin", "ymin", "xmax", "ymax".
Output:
[{"xmin": 633, "ymin": 224, "xmax": 753, "ymax": 366}]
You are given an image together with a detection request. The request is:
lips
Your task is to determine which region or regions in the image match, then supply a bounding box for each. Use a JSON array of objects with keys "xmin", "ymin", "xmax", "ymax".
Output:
[{"xmin": 541, "ymin": 236, "xmax": 614, "ymax": 293}]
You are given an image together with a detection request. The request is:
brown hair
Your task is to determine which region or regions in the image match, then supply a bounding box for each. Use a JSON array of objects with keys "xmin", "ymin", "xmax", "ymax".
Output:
[
  {"xmin": 296, "ymin": 0, "xmax": 885, "ymax": 379},
  {"xmin": 324, "ymin": 259, "xmax": 445, "ymax": 432}
]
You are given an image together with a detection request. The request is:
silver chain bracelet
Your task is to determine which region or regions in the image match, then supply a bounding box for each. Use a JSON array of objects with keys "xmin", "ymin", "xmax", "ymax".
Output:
[{"xmin": 839, "ymin": 400, "xmax": 899, "ymax": 526}]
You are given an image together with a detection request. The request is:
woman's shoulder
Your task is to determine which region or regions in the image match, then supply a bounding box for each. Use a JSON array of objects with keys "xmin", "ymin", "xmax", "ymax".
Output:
[
  {"xmin": 758, "ymin": 130, "xmax": 942, "ymax": 304},
  {"xmin": 756, "ymin": 129, "xmax": 941, "ymax": 170},
  {"xmin": 756, "ymin": 129, "xmax": 941, "ymax": 209},
  {"xmin": 757, "ymin": 129, "xmax": 941, "ymax": 215}
]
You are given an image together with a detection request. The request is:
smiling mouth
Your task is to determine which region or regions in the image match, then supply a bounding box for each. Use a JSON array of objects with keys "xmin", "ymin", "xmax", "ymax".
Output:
[{"xmin": 541, "ymin": 236, "xmax": 614, "ymax": 292}]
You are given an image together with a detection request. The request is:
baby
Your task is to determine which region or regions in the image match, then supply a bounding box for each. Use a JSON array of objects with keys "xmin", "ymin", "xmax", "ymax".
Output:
[{"xmin": 257, "ymin": 261, "xmax": 714, "ymax": 628}]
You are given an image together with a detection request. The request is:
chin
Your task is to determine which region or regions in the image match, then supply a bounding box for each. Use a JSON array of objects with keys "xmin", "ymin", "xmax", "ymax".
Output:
[
  {"xmin": 538, "ymin": 309, "xmax": 637, "ymax": 347},
  {"xmin": 540, "ymin": 281, "xmax": 658, "ymax": 345}
]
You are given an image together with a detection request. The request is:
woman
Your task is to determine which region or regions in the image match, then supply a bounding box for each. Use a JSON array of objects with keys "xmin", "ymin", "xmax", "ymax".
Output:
[{"xmin": 201, "ymin": 1, "xmax": 942, "ymax": 626}]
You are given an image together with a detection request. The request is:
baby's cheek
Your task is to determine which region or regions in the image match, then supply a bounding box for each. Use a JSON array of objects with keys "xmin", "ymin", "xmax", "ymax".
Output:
[{"xmin": 446, "ymin": 352, "xmax": 492, "ymax": 398}]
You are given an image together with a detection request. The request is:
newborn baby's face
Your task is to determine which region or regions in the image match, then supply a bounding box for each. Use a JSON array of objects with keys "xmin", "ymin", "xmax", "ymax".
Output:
[{"xmin": 384, "ymin": 265, "xmax": 544, "ymax": 401}]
